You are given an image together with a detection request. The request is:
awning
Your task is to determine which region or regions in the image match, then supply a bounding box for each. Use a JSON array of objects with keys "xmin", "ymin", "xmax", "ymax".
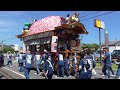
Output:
[
  {"xmin": 16, "ymin": 34, "xmax": 23, "ymax": 38},
  {"xmin": 25, "ymin": 37, "xmax": 51, "ymax": 46},
  {"xmin": 23, "ymin": 31, "xmax": 52, "ymax": 41}
]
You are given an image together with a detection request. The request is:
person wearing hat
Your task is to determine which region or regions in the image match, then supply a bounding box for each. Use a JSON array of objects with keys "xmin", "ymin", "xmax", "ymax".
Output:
[
  {"xmin": 78, "ymin": 51, "xmax": 88, "ymax": 79},
  {"xmin": 78, "ymin": 51, "xmax": 96, "ymax": 79},
  {"xmin": 41, "ymin": 49, "xmax": 49, "ymax": 76},
  {"xmin": 71, "ymin": 12, "xmax": 79, "ymax": 22},
  {"xmin": 18, "ymin": 51, "xmax": 24, "ymax": 72},
  {"xmin": 55, "ymin": 51, "xmax": 65, "ymax": 79},
  {"xmin": 6, "ymin": 51, "xmax": 12, "ymax": 67},
  {"xmin": 72, "ymin": 53, "xmax": 79, "ymax": 77},
  {"xmin": 45, "ymin": 55, "xmax": 54, "ymax": 79},
  {"xmin": 64, "ymin": 56, "xmax": 71, "ymax": 78},
  {"xmin": 115, "ymin": 61, "xmax": 120, "ymax": 79},
  {"xmin": 91, "ymin": 52, "xmax": 97, "ymax": 76},
  {"xmin": 66, "ymin": 14, "xmax": 70, "ymax": 24},
  {"xmin": 24, "ymin": 50, "xmax": 34, "ymax": 79}
]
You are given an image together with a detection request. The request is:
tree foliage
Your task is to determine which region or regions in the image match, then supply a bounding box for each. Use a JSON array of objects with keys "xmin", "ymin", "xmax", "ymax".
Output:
[
  {"xmin": 82, "ymin": 43, "xmax": 99, "ymax": 52},
  {"xmin": 2, "ymin": 46, "xmax": 14, "ymax": 53}
]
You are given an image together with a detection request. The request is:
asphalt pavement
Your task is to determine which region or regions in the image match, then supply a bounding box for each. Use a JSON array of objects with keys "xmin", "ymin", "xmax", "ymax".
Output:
[{"xmin": 0, "ymin": 57, "xmax": 118, "ymax": 79}]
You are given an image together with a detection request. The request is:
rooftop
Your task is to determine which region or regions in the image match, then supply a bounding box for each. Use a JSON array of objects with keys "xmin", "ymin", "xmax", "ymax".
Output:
[{"xmin": 102, "ymin": 40, "xmax": 120, "ymax": 46}]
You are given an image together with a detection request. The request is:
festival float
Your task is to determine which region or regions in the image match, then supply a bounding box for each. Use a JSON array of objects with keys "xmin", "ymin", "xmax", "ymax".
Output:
[{"xmin": 17, "ymin": 12, "xmax": 88, "ymax": 73}]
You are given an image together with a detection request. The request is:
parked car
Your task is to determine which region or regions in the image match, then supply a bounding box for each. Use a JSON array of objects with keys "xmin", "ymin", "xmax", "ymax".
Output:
[{"xmin": 111, "ymin": 50, "xmax": 120, "ymax": 62}]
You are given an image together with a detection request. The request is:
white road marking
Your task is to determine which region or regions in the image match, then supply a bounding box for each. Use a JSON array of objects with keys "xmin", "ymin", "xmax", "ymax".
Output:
[{"xmin": 2, "ymin": 67, "xmax": 26, "ymax": 78}]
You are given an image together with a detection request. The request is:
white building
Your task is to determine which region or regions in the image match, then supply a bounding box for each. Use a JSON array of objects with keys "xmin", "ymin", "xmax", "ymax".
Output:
[{"xmin": 102, "ymin": 41, "xmax": 120, "ymax": 53}]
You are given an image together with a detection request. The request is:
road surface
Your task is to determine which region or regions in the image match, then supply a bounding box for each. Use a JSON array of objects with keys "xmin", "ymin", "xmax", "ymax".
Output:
[{"xmin": 0, "ymin": 57, "xmax": 118, "ymax": 79}]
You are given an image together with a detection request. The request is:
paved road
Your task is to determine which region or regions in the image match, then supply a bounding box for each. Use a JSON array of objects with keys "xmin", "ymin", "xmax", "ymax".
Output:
[
  {"xmin": 0, "ymin": 57, "xmax": 118, "ymax": 79},
  {"xmin": 0, "ymin": 73, "xmax": 7, "ymax": 79}
]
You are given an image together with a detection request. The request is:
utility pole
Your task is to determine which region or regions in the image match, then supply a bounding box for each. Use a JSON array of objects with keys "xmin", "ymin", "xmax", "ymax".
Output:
[
  {"xmin": 99, "ymin": 28, "xmax": 102, "ymax": 65},
  {"xmin": 94, "ymin": 19, "xmax": 105, "ymax": 65}
]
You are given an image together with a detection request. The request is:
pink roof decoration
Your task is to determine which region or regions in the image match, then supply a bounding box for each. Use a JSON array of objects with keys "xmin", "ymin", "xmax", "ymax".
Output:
[{"xmin": 26, "ymin": 16, "xmax": 65, "ymax": 36}]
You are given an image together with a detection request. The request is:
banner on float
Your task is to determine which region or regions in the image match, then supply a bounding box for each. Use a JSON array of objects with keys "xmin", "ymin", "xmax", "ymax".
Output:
[{"xmin": 51, "ymin": 36, "xmax": 58, "ymax": 52}]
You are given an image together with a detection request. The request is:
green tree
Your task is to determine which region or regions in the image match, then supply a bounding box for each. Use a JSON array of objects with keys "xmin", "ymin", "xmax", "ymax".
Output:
[
  {"xmin": 3, "ymin": 47, "xmax": 14, "ymax": 53},
  {"xmin": 92, "ymin": 43, "xmax": 99, "ymax": 51},
  {"xmin": 82, "ymin": 43, "xmax": 99, "ymax": 52}
]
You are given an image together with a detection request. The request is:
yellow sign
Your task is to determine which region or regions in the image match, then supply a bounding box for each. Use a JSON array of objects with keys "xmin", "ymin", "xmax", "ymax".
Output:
[{"xmin": 95, "ymin": 19, "xmax": 101, "ymax": 28}]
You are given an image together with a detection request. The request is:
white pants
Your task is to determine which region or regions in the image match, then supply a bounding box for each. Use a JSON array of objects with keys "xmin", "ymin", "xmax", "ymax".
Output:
[{"xmin": 92, "ymin": 69, "xmax": 96, "ymax": 75}]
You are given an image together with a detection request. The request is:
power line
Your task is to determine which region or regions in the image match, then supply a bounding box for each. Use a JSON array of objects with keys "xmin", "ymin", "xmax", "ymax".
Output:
[
  {"xmin": 80, "ymin": 11, "xmax": 102, "ymax": 18},
  {"xmin": 1, "ymin": 37, "xmax": 16, "ymax": 42},
  {"xmin": 0, "ymin": 12, "xmax": 116, "ymax": 43},
  {"xmin": 80, "ymin": 11, "xmax": 116, "ymax": 21},
  {"xmin": 79, "ymin": 11, "xmax": 89, "ymax": 15}
]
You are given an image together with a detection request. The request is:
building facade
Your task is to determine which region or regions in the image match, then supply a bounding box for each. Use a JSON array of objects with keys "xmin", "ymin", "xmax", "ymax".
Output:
[{"xmin": 102, "ymin": 41, "xmax": 120, "ymax": 53}]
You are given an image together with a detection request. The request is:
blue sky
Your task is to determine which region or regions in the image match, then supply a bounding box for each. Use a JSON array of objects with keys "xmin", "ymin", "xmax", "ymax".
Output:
[{"xmin": 0, "ymin": 11, "xmax": 119, "ymax": 47}]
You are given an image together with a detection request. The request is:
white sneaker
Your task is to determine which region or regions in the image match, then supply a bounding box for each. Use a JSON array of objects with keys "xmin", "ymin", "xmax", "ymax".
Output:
[
  {"xmin": 68, "ymin": 75, "xmax": 71, "ymax": 78},
  {"xmin": 18, "ymin": 67, "xmax": 20, "ymax": 70},
  {"xmin": 102, "ymin": 75, "xmax": 105, "ymax": 77},
  {"xmin": 34, "ymin": 73, "xmax": 37, "ymax": 74},
  {"xmin": 111, "ymin": 75, "xmax": 115, "ymax": 77},
  {"xmin": 37, "ymin": 73, "xmax": 41, "ymax": 75},
  {"xmin": 64, "ymin": 75, "xmax": 67, "ymax": 77},
  {"xmin": 55, "ymin": 76, "xmax": 59, "ymax": 78},
  {"xmin": 55, "ymin": 75, "xmax": 57, "ymax": 78}
]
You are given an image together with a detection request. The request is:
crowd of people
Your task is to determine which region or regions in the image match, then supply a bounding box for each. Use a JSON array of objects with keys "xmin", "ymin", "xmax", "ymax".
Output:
[{"xmin": 0, "ymin": 47, "xmax": 120, "ymax": 79}]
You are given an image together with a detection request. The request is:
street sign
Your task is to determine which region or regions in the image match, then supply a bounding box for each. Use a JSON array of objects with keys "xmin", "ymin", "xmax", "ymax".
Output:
[
  {"xmin": 101, "ymin": 21, "xmax": 105, "ymax": 29},
  {"xmin": 94, "ymin": 19, "xmax": 105, "ymax": 65},
  {"xmin": 95, "ymin": 19, "xmax": 101, "ymax": 28},
  {"xmin": 94, "ymin": 19, "xmax": 105, "ymax": 29}
]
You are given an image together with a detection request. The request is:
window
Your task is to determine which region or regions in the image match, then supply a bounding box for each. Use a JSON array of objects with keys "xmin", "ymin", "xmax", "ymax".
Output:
[{"xmin": 113, "ymin": 50, "xmax": 120, "ymax": 54}]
